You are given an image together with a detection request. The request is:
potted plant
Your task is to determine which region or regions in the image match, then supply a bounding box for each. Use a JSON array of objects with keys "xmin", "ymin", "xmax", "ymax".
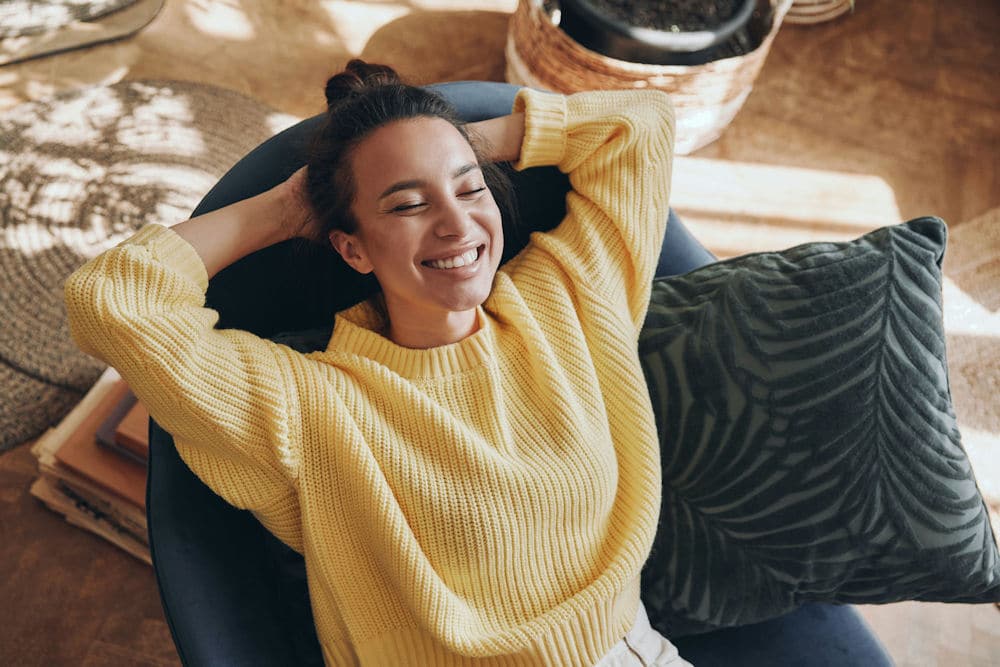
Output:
[
  {"xmin": 505, "ymin": 0, "xmax": 795, "ymax": 154},
  {"xmin": 556, "ymin": 0, "xmax": 758, "ymax": 65}
]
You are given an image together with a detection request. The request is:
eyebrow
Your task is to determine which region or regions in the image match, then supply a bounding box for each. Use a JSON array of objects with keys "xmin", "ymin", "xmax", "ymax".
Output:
[{"xmin": 377, "ymin": 163, "xmax": 481, "ymax": 201}]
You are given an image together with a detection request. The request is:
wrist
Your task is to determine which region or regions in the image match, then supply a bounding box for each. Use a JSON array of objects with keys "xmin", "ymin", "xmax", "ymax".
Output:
[
  {"xmin": 468, "ymin": 113, "xmax": 525, "ymax": 163},
  {"xmin": 270, "ymin": 167, "xmax": 314, "ymax": 241},
  {"xmin": 247, "ymin": 183, "xmax": 301, "ymax": 246}
]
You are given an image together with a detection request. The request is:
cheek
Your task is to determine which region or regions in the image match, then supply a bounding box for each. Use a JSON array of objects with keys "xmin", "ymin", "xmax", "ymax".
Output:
[
  {"xmin": 374, "ymin": 239, "xmax": 417, "ymax": 272},
  {"xmin": 488, "ymin": 202, "xmax": 504, "ymax": 254},
  {"xmin": 480, "ymin": 196, "xmax": 503, "ymax": 236}
]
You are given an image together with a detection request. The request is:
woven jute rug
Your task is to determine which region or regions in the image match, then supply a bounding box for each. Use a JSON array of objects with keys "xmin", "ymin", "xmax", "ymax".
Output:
[
  {"xmin": 0, "ymin": 0, "xmax": 163, "ymax": 65},
  {"xmin": 0, "ymin": 79, "xmax": 297, "ymax": 452}
]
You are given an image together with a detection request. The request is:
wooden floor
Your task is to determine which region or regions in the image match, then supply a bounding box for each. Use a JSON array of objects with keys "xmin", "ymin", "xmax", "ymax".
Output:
[{"xmin": 1, "ymin": 0, "xmax": 999, "ymax": 664}]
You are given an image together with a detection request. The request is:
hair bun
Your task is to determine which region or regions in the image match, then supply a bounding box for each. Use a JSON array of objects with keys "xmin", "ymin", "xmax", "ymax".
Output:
[{"xmin": 324, "ymin": 59, "xmax": 402, "ymax": 109}]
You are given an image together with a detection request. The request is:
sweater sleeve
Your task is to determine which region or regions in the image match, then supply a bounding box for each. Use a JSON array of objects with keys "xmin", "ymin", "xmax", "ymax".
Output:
[
  {"xmin": 64, "ymin": 223, "xmax": 303, "ymax": 551},
  {"xmin": 511, "ymin": 88, "xmax": 675, "ymax": 329}
]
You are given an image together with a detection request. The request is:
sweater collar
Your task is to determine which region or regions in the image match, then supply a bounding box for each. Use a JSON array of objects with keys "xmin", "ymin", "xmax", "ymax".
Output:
[{"xmin": 329, "ymin": 299, "xmax": 494, "ymax": 379}]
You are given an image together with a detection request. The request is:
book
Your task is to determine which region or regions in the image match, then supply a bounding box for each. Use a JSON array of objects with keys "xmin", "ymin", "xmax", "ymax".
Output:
[
  {"xmin": 53, "ymin": 373, "xmax": 147, "ymax": 509},
  {"xmin": 115, "ymin": 400, "xmax": 150, "ymax": 462},
  {"xmin": 95, "ymin": 387, "xmax": 141, "ymax": 462},
  {"xmin": 95, "ymin": 387, "xmax": 149, "ymax": 464},
  {"xmin": 34, "ymin": 436, "xmax": 148, "ymax": 543},
  {"xmin": 31, "ymin": 366, "xmax": 150, "ymax": 561},
  {"xmin": 30, "ymin": 477, "xmax": 150, "ymax": 565}
]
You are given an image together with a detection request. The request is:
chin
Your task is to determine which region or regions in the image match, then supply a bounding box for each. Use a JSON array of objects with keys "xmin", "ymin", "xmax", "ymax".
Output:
[
  {"xmin": 439, "ymin": 280, "xmax": 493, "ymax": 313},
  {"xmin": 440, "ymin": 293, "xmax": 489, "ymax": 314}
]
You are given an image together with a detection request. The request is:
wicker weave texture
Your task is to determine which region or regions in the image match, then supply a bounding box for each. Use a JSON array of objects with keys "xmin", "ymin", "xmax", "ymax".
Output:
[
  {"xmin": 505, "ymin": 0, "xmax": 793, "ymax": 154},
  {"xmin": 786, "ymin": 0, "xmax": 853, "ymax": 24}
]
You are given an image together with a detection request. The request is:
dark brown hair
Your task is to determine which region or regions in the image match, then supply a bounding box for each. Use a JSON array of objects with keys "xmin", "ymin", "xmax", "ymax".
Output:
[{"xmin": 304, "ymin": 59, "xmax": 516, "ymax": 247}]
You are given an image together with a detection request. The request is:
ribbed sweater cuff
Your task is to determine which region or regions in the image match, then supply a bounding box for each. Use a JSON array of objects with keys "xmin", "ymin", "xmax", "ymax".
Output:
[
  {"xmin": 512, "ymin": 88, "xmax": 567, "ymax": 171},
  {"xmin": 124, "ymin": 223, "xmax": 209, "ymax": 292}
]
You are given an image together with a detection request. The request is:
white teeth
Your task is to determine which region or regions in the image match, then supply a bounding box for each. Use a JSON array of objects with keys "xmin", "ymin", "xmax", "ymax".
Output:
[{"xmin": 428, "ymin": 247, "xmax": 479, "ymax": 270}]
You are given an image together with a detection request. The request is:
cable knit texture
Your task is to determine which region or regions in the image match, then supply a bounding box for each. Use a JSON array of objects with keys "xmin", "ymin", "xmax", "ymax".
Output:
[{"xmin": 65, "ymin": 89, "xmax": 675, "ymax": 666}]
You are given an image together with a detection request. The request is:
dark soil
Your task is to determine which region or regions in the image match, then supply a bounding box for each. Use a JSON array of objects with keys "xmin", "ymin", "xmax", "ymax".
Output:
[{"xmin": 586, "ymin": 0, "xmax": 742, "ymax": 32}]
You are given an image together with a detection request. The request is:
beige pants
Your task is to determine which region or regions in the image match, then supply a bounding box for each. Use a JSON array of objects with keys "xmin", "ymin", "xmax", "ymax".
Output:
[{"xmin": 594, "ymin": 603, "xmax": 694, "ymax": 667}]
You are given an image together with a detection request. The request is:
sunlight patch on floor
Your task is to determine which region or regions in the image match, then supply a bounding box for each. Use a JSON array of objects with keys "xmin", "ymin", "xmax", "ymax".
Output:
[
  {"xmin": 184, "ymin": 0, "xmax": 256, "ymax": 41},
  {"xmin": 959, "ymin": 425, "xmax": 1000, "ymax": 504},
  {"xmin": 320, "ymin": 1, "xmax": 411, "ymax": 55},
  {"xmin": 266, "ymin": 110, "xmax": 301, "ymax": 135},
  {"xmin": 944, "ymin": 279, "xmax": 1000, "ymax": 338},
  {"xmin": 115, "ymin": 87, "xmax": 205, "ymax": 155},
  {"xmin": 410, "ymin": 0, "xmax": 515, "ymax": 9},
  {"xmin": 671, "ymin": 156, "xmax": 902, "ymax": 257}
]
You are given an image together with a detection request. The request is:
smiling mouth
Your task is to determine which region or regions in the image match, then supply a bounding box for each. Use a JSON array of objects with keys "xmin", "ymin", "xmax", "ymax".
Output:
[{"xmin": 423, "ymin": 245, "xmax": 484, "ymax": 270}]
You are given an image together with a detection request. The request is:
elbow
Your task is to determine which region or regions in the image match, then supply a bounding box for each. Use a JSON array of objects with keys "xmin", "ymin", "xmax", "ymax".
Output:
[
  {"xmin": 629, "ymin": 92, "xmax": 675, "ymax": 173},
  {"xmin": 647, "ymin": 89, "xmax": 674, "ymax": 124},
  {"xmin": 617, "ymin": 90, "xmax": 676, "ymax": 163},
  {"xmin": 642, "ymin": 91, "xmax": 676, "ymax": 155},
  {"xmin": 63, "ymin": 259, "xmax": 124, "ymax": 362},
  {"xmin": 64, "ymin": 268, "xmax": 102, "ymax": 359}
]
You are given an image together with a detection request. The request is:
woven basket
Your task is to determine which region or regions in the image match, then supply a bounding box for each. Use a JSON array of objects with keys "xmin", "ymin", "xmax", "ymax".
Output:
[
  {"xmin": 786, "ymin": 0, "xmax": 853, "ymax": 24},
  {"xmin": 505, "ymin": 0, "xmax": 793, "ymax": 154}
]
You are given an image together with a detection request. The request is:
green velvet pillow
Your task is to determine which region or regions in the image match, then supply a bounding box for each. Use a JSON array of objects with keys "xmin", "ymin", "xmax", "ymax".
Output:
[{"xmin": 638, "ymin": 217, "xmax": 1000, "ymax": 638}]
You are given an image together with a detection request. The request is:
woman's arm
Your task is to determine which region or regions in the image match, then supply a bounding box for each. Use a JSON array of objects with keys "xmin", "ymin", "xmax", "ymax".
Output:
[
  {"xmin": 506, "ymin": 89, "xmax": 675, "ymax": 328},
  {"xmin": 172, "ymin": 167, "xmax": 312, "ymax": 279},
  {"xmin": 466, "ymin": 113, "xmax": 525, "ymax": 164},
  {"xmin": 64, "ymin": 181, "xmax": 315, "ymax": 547}
]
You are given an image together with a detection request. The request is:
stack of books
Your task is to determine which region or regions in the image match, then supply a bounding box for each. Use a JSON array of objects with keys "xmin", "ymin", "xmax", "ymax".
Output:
[{"xmin": 31, "ymin": 366, "xmax": 151, "ymax": 564}]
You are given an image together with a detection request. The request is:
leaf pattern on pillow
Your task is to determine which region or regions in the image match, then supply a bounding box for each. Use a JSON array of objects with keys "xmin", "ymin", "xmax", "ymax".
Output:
[{"xmin": 638, "ymin": 218, "xmax": 1000, "ymax": 637}]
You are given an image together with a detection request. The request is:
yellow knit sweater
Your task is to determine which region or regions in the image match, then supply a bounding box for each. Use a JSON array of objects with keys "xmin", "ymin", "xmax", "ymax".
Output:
[{"xmin": 65, "ymin": 88, "xmax": 674, "ymax": 665}]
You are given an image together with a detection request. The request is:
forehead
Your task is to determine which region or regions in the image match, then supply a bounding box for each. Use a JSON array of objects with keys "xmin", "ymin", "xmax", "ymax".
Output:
[{"xmin": 350, "ymin": 116, "xmax": 477, "ymax": 194}]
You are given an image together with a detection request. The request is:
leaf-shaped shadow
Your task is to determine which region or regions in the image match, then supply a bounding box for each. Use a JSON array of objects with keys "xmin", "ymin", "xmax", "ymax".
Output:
[{"xmin": 0, "ymin": 80, "xmax": 293, "ymax": 451}]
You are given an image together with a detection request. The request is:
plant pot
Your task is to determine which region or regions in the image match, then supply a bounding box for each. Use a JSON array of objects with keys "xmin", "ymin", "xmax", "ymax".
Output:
[
  {"xmin": 505, "ymin": 0, "xmax": 794, "ymax": 154},
  {"xmin": 557, "ymin": 0, "xmax": 757, "ymax": 65},
  {"xmin": 786, "ymin": 0, "xmax": 854, "ymax": 24}
]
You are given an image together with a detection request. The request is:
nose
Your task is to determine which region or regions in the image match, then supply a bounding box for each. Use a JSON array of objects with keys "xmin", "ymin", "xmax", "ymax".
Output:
[{"xmin": 433, "ymin": 197, "xmax": 475, "ymax": 238}]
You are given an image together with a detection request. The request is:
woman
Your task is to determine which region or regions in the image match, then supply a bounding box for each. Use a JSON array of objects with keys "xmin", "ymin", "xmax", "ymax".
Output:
[{"xmin": 65, "ymin": 60, "xmax": 686, "ymax": 666}]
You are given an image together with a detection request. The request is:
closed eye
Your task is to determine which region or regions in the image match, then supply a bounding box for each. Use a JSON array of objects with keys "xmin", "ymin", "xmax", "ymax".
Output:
[
  {"xmin": 389, "ymin": 187, "xmax": 486, "ymax": 214},
  {"xmin": 392, "ymin": 201, "xmax": 427, "ymax": 213}
]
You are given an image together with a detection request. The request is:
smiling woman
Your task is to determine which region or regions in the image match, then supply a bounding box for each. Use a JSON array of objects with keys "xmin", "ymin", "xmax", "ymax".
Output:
[
  {"xmin": 64, "ymin": 59, "xmax": 684, "ymax": 665},
  {"xmin": 326, "ymin": 116, "xmax": 507, "ymax": 348},
  {"xmin": 301, "ymin": 61, "xmax": 523, "ymax": 348}
]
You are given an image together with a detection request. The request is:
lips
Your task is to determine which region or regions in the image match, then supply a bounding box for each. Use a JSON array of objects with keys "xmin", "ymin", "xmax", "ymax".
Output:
[{"xmin": 423, "ymin": 245, "xmax": 483, "ymax": 270}]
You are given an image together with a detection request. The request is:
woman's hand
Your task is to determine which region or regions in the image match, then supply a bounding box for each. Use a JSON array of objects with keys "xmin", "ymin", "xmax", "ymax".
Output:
[
  {"xmin": 172, "ymin": 166, "xmax": 318, "ymax": 279},
  {"xmin": 275, "ymin": 166, "xmax": 319, "ymax": 240}
]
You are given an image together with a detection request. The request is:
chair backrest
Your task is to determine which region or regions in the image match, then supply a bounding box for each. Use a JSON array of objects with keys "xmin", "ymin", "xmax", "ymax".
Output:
[{"xmin": 146, "ymin": 81, "xmax": 713, "ymax": 665}]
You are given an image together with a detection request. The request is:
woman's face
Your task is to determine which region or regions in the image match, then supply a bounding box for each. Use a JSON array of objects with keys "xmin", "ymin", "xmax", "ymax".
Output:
[{"xmin": 330, "ymin": 116, "xmax": 504, "ymax": 331}]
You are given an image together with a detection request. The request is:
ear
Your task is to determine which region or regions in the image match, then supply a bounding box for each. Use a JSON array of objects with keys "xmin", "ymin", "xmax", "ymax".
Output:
[{"xmin": 329, "ymin": 229, "xmax": 374, "ymax": 274}]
